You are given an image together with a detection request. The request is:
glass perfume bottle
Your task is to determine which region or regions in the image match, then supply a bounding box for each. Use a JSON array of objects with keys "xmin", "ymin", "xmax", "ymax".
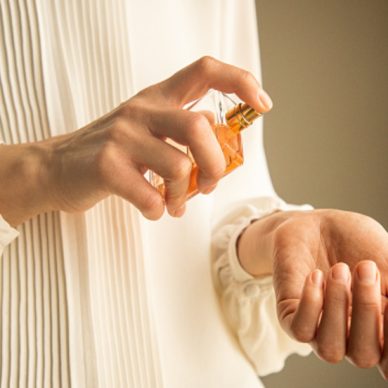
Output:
[{"xmin": 149, "ymin": 90, "xmax": 262, "ymax": 200}]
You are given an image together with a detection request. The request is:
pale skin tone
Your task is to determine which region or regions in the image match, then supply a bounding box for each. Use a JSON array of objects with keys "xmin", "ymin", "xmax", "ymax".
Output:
[
  {"xmin": 0, "ymin": 56, "xmax": 387, "ymax": 378},
  {"xmin": 238, "ymin": 209, "xmax": 388, "ymax": 378}
]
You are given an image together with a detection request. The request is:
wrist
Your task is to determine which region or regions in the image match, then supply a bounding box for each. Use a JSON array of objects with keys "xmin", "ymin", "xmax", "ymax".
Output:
[
  {"xmin": 236, "ymin": 210, "xmax": 292, "ymax": 277},
  {"xmin": 0, "ymin": 141, "xmax": 53, "ymax": 226}
]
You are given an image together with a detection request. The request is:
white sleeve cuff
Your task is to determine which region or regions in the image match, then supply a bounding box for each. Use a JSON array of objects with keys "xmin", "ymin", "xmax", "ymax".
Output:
[
  {"xmin": 212, "ymin": 196, "xmax": 313, "ymax": 376},
  {"xmin": 0, "ymin": 214, "xmax": 19, "ymax": 254}
]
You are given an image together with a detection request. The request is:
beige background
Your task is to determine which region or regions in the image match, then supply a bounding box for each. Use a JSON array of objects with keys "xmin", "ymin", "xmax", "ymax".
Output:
[{"xmin": 255, "ymin": 0, "xmax": 388, "ymax": 387}]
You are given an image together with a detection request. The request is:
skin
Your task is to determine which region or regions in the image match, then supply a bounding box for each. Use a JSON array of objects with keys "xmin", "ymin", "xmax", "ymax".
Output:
[
  {"xmin": 238, "ymin": 209, "xmax": 388, "ymax": 379},
  {"xmin": 0, "ymin": 56, "xmax": 387, "ymax": 378},
  {"xmin": 0, "ymin": 56, "xmax": 272, "ymax": 225}
]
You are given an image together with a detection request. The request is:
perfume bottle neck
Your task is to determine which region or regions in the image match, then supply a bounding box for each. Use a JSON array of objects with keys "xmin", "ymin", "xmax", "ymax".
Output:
[{"xmin": 225, "ymin": 103, "xmax": 261, "ymax": 133}]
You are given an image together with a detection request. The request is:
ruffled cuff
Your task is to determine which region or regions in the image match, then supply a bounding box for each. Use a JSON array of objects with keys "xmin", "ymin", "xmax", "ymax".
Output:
[
  {"xmin": 0, "ymin": 214, "xmax": 19, "ymax": 255},
  {"xmin": 212, "ymin": 196, "xmax": 313, "ymax": 376}
]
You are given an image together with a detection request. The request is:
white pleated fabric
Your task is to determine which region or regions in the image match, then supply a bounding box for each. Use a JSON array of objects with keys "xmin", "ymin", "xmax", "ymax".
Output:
[
  {"xmin": 0, "ymin": 1, "xmax": 72, "ymax": 387},
  {"xmin": 0, "ymin": 1, "xmax": 311, "ymax": 387}
]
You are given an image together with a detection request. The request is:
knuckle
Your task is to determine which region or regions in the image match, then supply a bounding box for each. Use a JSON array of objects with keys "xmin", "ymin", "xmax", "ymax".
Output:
[
  {"xmin": 196, "ymin": 55, "xmax": 217, "ymax": 75},
  {"xmin": 169, "ymin": 157, "xmax": 192, "ymax": 181},
  {"xmin": 186, "ymin": 113, "xmax": 210, "ymax": 136},
  {"xmin": 109, "ymin": 117, "xmax": 128, "ymax": 142},
  {"xmin": 117, "ymin": 101, "xmax": 132, "ymax": 115},
  {"xmin": 117, "ymin": 99, "xmax": 141, "ymax": 117},
  {"xmin": 239, "ymin": 69, "xmax": 257, "ymax": 86},
  {"xmin": 355, "ymin": 299, "xmax": 380, "ymax": 312},
  {"xmin": 185, "ymin": 114, "xmax": 225, "ymax": 181},
  {"xmin": 325, "ymin": 290, "xmax": 347, "ymax": 306}
]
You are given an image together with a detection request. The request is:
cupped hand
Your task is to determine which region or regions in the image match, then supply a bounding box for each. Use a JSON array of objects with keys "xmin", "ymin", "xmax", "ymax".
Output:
[
  {"xmin": 272, "ymin": 209, "xmax": 388, "ymax": 378},
  {"xmin": 43, "ymin": 57, "xmax": 272, "ymax": 220}
]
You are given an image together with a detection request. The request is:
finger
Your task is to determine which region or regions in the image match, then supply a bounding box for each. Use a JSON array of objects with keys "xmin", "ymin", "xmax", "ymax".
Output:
[
  {"xmin": 288, "ymin": 270, "xmax": 324, "ymax": 342},
  {"xmin": 315, "ymin": 263, "xmax": 351, "ymax": 364},
  {"xmin": 104, "ymin": 157, "xmax": 165, "ymax": 220},
  {"xmin": 148, "ymin": 109, "xmax": 226, "ymax": 191},
  {"xmin": 347, "ymin": 261, "xmax": 382, "ymax": 368},
  {"xmin": 378, "ymin": 303, "xmax": 388, "ymax": 380},
  {"xmin": 109, "ymin": 119, "xmax": 194, "ymax": 216},
  {"xmin": 159, "ymin": 56, "xmax": 273, "ymax": 113},
  {"xmin": 93, "ymin": 138, "xmax": 165, "ymax": 219},
  {"xmin": 130, "ymin": 136, "xmax": 193, "ymax": 217},
  {"xmin": 197, "ymin": 110, "xmax": 216, "ymax": 126}
]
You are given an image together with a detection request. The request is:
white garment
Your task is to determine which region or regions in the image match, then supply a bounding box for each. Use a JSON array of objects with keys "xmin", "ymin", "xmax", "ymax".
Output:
[{"xmin": 0, "ymin": 1, "xmax": 311, "ymax": 387}]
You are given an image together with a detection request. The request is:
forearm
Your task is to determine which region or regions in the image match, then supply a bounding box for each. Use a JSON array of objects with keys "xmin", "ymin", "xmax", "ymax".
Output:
[{"xmin": 0, "ymin": 142, "xmax": 52, "ymax": 226}]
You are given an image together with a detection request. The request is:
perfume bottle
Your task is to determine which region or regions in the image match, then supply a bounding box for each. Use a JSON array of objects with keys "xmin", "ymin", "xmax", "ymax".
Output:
[{"xmin": 149, "ymin": 90, "xmax": 262, "ymax": 200}]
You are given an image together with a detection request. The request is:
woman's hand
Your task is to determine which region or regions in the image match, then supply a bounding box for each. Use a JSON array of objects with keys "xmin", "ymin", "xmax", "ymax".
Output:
[
  {"xmin": 237, "ymin": 209, "xmax": 388, "ymax": 378},
  {"xmin": 0, "ymin": 57, "xmax": 272, "ymax": 226}
]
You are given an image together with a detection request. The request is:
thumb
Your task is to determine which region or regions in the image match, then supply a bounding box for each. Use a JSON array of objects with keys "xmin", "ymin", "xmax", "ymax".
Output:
[{"xmin": 277, "ymin": 270, "xmax": 324, "ymax": 342}]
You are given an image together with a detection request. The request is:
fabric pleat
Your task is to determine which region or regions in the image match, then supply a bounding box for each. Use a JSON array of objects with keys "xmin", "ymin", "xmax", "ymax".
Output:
[
  {"xmin": 0, "ymin": 1, "xmax": 276, "ymax": 387},
  {"xmin": 0, "ymin": 0, "xmax": 70, "ymax": 386},
  {"xmin": 0, "ymin": 0, "xmax": 162, "ymax": 386}
]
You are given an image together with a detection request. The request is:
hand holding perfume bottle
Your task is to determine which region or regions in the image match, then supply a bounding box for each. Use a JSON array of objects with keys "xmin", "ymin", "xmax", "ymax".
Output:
[
  {"xmin": 150, "ymin": 90, "xmax": 263, "ymax": 201},
  {"xmin": 7, "ymin": 57, "xmax": 272, "ymax": 226}
]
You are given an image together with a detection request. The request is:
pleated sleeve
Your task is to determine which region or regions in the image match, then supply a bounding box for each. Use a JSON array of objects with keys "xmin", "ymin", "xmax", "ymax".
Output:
[{"xmin": 211, "ymin": 196, "xmax": 313, "ymax": 376}]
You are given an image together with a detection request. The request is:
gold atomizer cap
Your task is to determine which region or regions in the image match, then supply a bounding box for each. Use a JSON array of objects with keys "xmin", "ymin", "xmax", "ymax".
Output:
[{"xmin": 225, "ymin": 103, "xmax": 262, "ymax": 132}]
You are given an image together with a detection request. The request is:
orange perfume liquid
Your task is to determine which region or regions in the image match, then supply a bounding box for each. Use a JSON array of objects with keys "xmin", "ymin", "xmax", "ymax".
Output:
[
  {"xmin": 185, "ymin": 123, "xmax": 244, "ymax": 199},
  {"xmin": 150, "ymin": 92, "xmax": 261, "ymax": 200}
]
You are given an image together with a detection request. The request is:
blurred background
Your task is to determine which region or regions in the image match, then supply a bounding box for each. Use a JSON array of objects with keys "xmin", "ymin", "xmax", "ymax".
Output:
[{"xmin": 255, "ymin": 0, "xmax": 388, "ymax": 387}]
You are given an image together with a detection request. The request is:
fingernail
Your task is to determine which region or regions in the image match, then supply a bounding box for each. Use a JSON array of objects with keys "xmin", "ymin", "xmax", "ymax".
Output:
[
  {"xmin": 331, "ymin": 264, "xmax": 350, "ymax": 282},
  {"xmin": 357, "ymin": 261, "xmax": 377, "ymax": 284},
  {"xmin": 258, "ymin": 89, "xmax": 273, "ymax": 111},
  {"xmin": 172, "ymin": 204, "xmax": 186, "ymax": 217},
  {"xmin": 311, "ymin": 270, "xmax": 323, "ymax": 286}
]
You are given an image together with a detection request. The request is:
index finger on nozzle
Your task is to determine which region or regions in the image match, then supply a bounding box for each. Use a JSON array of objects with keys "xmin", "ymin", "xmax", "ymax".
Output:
[{"xmin": 159, "ymin": 56, "xmax": 273, "ymax": 114}]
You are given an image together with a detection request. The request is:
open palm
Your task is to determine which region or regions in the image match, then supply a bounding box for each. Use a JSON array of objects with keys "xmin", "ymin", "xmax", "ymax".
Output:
[{"xmin": 272, "ymin": 209, "xmax": 388, "ymax": 376}]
